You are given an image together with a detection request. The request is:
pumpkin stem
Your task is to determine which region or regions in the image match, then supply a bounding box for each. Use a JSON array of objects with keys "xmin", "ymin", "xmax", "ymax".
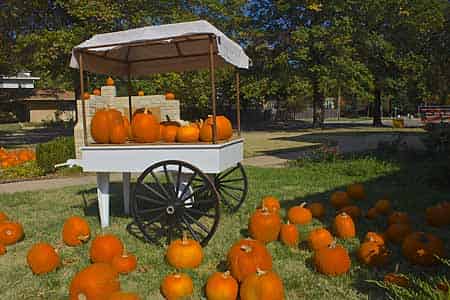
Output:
[
  {"xmin": 255, "ymin": 268, "xmax": 267, "ymax": 276},
  {"xmin": 394, "ymin": 263, "xmax": 400, "ymax": 273},
  {"xmin": 329, "ymin": 239, "xmax": 337, "ymax": 249},
  {"xmin": 300, "ymin": 202, "xmax": 307, "ymax": 208},
  {"xmin": 77, "ymin": 293, "xmax": 87, "ymax": 300},
  {"xmin": 166, "ymin": 115, "xmax": 171, "ymax": 122},
  {"xmin": 223, "ymin": 271, "xmax": 231, "ymax": 278},
  {"xmin": 182, "ymin": 231, "xmax": 189, "ymax": 244},
  {"xmin": 78, "ymin": 235, "xmax": 90, "ymax": 242},
  {"xmin": 240, "ymin": 245, "xmax": 252, "ymax": 253}
]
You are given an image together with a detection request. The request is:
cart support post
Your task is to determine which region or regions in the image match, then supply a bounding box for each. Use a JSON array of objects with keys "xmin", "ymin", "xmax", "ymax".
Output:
[
  {"xmin": 236, "ymin": 70, "xmax": 241, "ymax": 136},
  {"xmin": 123, "ymin": 172, "xmax": 131, "ymax": 215},
  {"xmin": 97, "ymin": 173, "xmax": 110, "ymax": 228},
  {"xmin": 208, "ymin": 35, "xmax": 217, "ymax": 144},
  {"xmin": 79, "ymin": 52, "xmax": 88, "ymax": 146},
  {"xmin": 127, "ymin": 64, "xmax": 132, "ymax": 121}
]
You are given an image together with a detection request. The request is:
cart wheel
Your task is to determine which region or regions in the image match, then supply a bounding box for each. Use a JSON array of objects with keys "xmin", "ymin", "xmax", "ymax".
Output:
[
  {"xmin": 214, "ymin": 163, "xmax": 248, "ymax": 213},
  {"xmin": 131, "ymin": 160, "xmax": 220, "ymax": 247}
]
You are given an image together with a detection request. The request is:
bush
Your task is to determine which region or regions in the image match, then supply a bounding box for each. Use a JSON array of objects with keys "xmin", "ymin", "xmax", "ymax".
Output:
[
  {"xmin": 0, "ymin": 160, "xmax": 45, "ymax": 181},
  {"xmin": 36, "ymin": 136, "xmax": 75, "ymax": 173}
]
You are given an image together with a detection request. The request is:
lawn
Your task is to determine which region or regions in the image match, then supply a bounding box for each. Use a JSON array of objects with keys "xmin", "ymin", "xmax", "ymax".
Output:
[{"xmin": 0, "ymin": 156, "xmax": 449, "ymax": 299}]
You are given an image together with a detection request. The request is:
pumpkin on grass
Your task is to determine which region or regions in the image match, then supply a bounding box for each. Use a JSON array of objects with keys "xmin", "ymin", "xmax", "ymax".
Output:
[
  {"xmin": 402, "ymin": 232, "xmax": 446, "ymax": 266},
  {"xmin": 112, "ymin": 253, "xmax": 137, "ymax": 274},
  {"xmin": 374, "ymin": 199, "xmax": 391, "ymax": 215},
  {"xmin": 364, "ymin": 232, "xmax": 385, "ymax": 246},
  {"xmin": 0, "ymin": 212, "xmax": 8, "ymax": 223},
  {"xmin": 346, "ymin": 183, "xmax": 365, "ymax": 200},
  {"xmin": 0, "ymin": 221, "xmax": 24, "ymax": 245},
  {"xmin": 205, "ymin": 271, "xmax": 238, "ymax": 300},
  {"xmin": 90, "ymin": 234, "xmax": 124, "ymax": 264},
  {"xmin": 227, "ymin": 238, "xmax": 272, "ymax": 282},
  {"xmin": 308, "ymin": 228, "xmax": 333, "ymax": 251},
  {"xmin": 249, "ymin": 207, "xmax": 281, "ymax": 243},
  {"xmin": 330, "ymin": 191, "xmax": 351, "ymax": 209},
  {"xmin": 334, "ymin": 212, "xmax": 355, "ymax": 239},
  {"xmin": 385, "ymin": 223, "xmax": 412, "ymax": 244},
  {"xmin": 62, "ymin": 216, "xmax": 90, "ymax": 246},
  {"xmin": 176, "ymin": 124, "xmax": 199, "ymax": 143},
  {"xmin": 69, "ymin": 263, "xmax": 120, "ymax": 300},
  {"xmin": 387, "ymin": 211, "xmax": 410, "ymax": 225},
  {"xmin": 314, "ymin": 241, "xmax": 351, "ymax": 276},
  {"xmin": 108, "ymin": 292, "xmax": 141, "ymax": 300},
  {"xmin": 27, "ymin": 243, "xmax": 60, "ymax": 274},
  {"xmin": 166, "ymin": 232, "xmax": 203, "ymax": 269},
  {"xmin": 160, "ymin": 273, "xmax": 193, "ymax": 300},
  {"xmin": 337, "ymin": 205, "xmax": 361, "ymax": 220},
  {"xmin": 366, "ymin": 207, "xmax": 378, "ymax": 219},
  {"xmin": 357, "ymin": 241, "xmax": 389, "ymax": 267},
  {"xmin": 240, "ymin": 269, "xmax": 284, "ymax": 300},
  {"xmin": 426, "ymin": 202, "xmax": 450, "ymax": 227},
  {"xmin": 199, "ymin": 115, "xmax": 233, "ymax": 141},
  {"xmin": 261, "ymin": 196, "xmax": 280, "ymax": 214},
  {"xmin": 0, "ymin": 244, "xmax": 6, "ymax": 255},
  {"xmin": 131, "ymin": 108, "xmax": 160, "ymax": 143},
  {"xmin": 287, "ymin": 202, "xmax": 312, "ymax": 225},
  {"xmin": 307, "ymin": 202, "xmax": 325, "ymax": 219},
  {"xmin": 280, "ymin": 221, "xmax": 299, "ymax": 247}
]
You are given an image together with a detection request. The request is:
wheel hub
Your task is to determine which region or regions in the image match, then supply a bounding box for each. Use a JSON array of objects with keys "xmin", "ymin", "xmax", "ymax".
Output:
[{"xmin": 166, "ymin": 205, "xmax": 175, "ymax": 215}]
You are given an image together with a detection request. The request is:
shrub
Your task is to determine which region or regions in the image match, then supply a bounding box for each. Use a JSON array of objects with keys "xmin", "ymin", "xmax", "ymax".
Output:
[
  {"xmin": 0, "ymin": 160, "xmax": 45, "ymax": 181},
  {"xmin": 36, "ymin": 136, "xmax": 75, "ymax": 173}
]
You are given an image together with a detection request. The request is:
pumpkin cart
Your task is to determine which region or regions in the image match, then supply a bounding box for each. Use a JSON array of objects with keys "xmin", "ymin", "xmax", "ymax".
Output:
[{"xmin": 65, "ymin": 20, "xmax": 250, "ymax": 246}]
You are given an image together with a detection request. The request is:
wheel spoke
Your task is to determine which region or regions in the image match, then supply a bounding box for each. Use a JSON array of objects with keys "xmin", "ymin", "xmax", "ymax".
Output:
[
  {"xmin": 219, "ymin": 183, "xmax": 245, "ymax": 192},
  {"xmin": 178, "ymin": 172, "xmax": 197, "ymax": 201},
  {"xmin": 182, "ymin": 184, "xmax": 208, "ymax": 203},
  {"xmin": 150, "ymin": 171, "xmax": 172, "ymax": 200},
  {"xmin": 181, "ymin": 216, "xmax": 202, "ymax": 242},
  {"xmin": 220, "ymin": 187, "xmax": 241, "ymax": 203},
  {"xmin": 175, "ymin": 163, "xmax": 182, "ymax": 196},
  {"xmin": 218, "ymin": 166, "xmax": 240, "ymax": 181},
  {"xmin": 186, "ymin": 207, "xmax": 216, "ymax": 218},
  {"xmin": 219, "ymin": 177, "xmax": 245, "ymax": 184},
  {"xmin": 218, "ymin": 189, "xmax": 234, "ymax": 209},
  {"xmin": 163, "ymin": 164, "xmax": 177, "ymax": 199},
  {"xmin": 136, "ymin": 192, "xmax": 166, "ymax": 206},
  {"xmin": 141, "ymin": 211, "xmax": 165, "ymax": 225},
  {"xmin": 184, "ymin": 212, "xmax": 211, "ymax": 234},
  {"xmin": 136, "ymin": 206, "xmax": 166, "ymax": 215}
]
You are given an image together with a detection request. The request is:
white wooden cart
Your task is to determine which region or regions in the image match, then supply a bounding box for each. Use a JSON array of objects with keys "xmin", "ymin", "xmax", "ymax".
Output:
[{"xmin": 67, "ymin": 20, "xmax": 250, "ymax": 246}]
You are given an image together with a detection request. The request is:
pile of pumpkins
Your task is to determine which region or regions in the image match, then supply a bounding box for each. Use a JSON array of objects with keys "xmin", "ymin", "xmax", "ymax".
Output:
[
  {"xmin": 0, "ymin": 147, "xmax": 36, "ymax": 169},
  {"xmin": 90, "ymin": 107, "xmax": 233, "ymax": 145}
]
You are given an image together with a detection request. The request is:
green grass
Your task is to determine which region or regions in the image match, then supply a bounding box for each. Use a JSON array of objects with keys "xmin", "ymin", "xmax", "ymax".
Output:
[{"xmin": 0, "ymin": 157, "xmax": 449, "ymax": 299}]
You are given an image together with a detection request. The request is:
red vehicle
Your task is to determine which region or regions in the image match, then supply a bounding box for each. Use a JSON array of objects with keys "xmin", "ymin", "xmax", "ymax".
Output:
[{"xmin": 418, "ymin": 105, "xmax": 450, "ymax": 124}]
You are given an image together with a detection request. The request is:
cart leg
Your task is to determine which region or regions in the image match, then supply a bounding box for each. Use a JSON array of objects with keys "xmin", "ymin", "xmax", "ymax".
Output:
[
  {"xmin": 97, "ymin": 172, "xmax": 110, "ymax": 228},
  {"xmin": 123, "ymin": 172, "xmax": 131, "ymax": 215}
]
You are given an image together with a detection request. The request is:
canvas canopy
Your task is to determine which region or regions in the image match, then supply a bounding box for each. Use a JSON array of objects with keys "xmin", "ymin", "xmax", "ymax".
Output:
[{"xmin": 70, "ymin": 20, "xmax": 250, "ymax": 77}]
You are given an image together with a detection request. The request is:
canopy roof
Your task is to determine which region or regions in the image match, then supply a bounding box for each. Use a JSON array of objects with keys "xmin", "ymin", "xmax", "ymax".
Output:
[{"xmin": 70, "ymin": 20, "xmax": 250, "ymax": 77}]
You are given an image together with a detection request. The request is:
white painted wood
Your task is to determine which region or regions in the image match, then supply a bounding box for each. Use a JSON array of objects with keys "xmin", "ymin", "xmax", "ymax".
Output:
[
  {"xmin": 96, "ymin": 173, "xmax": 110, "ymax": 228},
  {"xmin": 122, "ymin": 172, "xmax": 131, "ymax": 215}
]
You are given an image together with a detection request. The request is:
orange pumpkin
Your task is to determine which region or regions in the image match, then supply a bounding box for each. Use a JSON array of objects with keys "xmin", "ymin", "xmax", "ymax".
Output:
[
  {"xmin": 131, "ymin": 109, "xmax": 160, "ymax": 143},
  {"xmin": 0, "ymin": 212, "xmax": 8, "ymax": 223},
  {"xmin": 308, "ymin": 228, "xmax": 333, "ymax": 251},
  {"xmin": 165, "ymin": 92, "xmax": 175, "ymax": 100},
  {"xmin": 26, "ymin": 243, "xmax": 60, "ymax": 275},
  {"xmin": 91, "ymin": 109, "xmax": 112, "ymax": 143},
  {"xmin": 334, "ymin": 212, "xmax": 355, "ymax": 239},
  {"xmin": 261, "ymin": 195, "xmax": 280, "ymax": 214},
  {"xmin": 402, "ymin": 232, "xmax": 446, "ymax": 266},
  {"xmin": 137, "ymin": 90, "xmax": 144, "ymax": 96},
  {"xmin": 346, "ymin": 183, "xmax": 365, "ymax": 200},
  {"xmin": 69, "ymin": 263, "xmax": 120, "ymax": 300},
  {"xmin": 199, "ymin": 115, "xmax": 233, "ymax": 141},
  {"xmin": 426, "ymin": 202, "xmax": 450, "ymax": 227},
  {"xmin": 62, "ymin": 216, "xmax": 90, "ymax": 246},
  {"xmin": 93, "ymin": 88, "xmax": 101, "ymax": 96},
  {"xmin": 364, "ymin": 232, "xmax": 385, "ymax": 246},
  {"xmin": 82, "ymin": 92, "xmax": 90, "ymax": 100},
  {"xmin": 108, "ymin": 292, "xmax": 141, "ymax": 300},
  {"xmin": 249, "ymin": 207, "xmax": 281, "ymax": 243},
  {"xmin": 227, "ymin": 238, "xmax": 272, "ymax": 282},
  {"xmin": 166, "ymin": 232, "xmax": 203, "ymax": 269},
  {"xmin": 279, "ymin": 221, "xmax": 299, "ymax": 247},
  {"xmin": 338, "ymin": 205, "xmax": 361, "ymax": 220},
  {"xmin": 240, "ymin": 269, "xmax": 285, "ymax": 300},
  {"xmin": 205, "ymin": 271, "xmax": 239, "ymax": 300},
  {"xmin": 176, "ymin": 124, "xmax": 200, "ymax": 143},
  {"xmin": 110, "ymin": 122, "xmax": 127, "ymax": 144},
  {"xmin": 90, "ymin": 234, "xmax": 124, "ymax": 264},
  {"xmin": 330, "ymin": 191, "xmax": 351, "ymax": 209},
  {"xmin": 162, "ymin": 125, "xmax": 179, "ymax": 142},
  {"xmin": 0, "ymin": 244, "xmax": 6, "ymax": 255},
  {"xmin": 307, "ymin": 202, "xmax": 325, "ymax": 219},
  {"xmin": 160, "ymin": 273, "xmax": 193, "ymax": 300},
  {"xmin": 366, "ymin": 207, "xmax": 378, "ymax": 219},
  {"xmin": 0, "ymin": 221, "xmax": 24, "ymax": 245},
  {"xmin": 374, "ymin": 199, "xmax": 391, "ymax": 215},
  {"xmin": 384, "ymin": 272, "xmax": 409, "ymax": 287},
  {"xmin": 357, "ymin": 241, "xmax": 389, "ymax": 267},
  {"xmin": 112, "ymin": 253, "xmax": 137, "ymax": 274},
  {"xmin": 106, "ymin": 77, "xmax": 115, "ymax": 86},
  {"xmin": 122, "ymin": 116, "xmax": 132, "ymax": 139},
  {"xmin": 387, "ymin": 211, "xmax": 410, "ymax": 225},
  {"xmin": 287, "ymin": 202, "xmax": 312, "ymax": 225},
  {"xmin": 314, "ymin": 241, "xmax": 351, "ymax": 276},
  {"xmin": 385, "ymin": 223, "xmax": 412, "ymax": 244}
]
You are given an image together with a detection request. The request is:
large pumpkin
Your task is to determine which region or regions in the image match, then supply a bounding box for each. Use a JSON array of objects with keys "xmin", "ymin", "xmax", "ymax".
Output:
[
  {"xmin": 307, "ymin": 202, "xmax": 325, "ymax": 219},
  {"xmin": 110, "ymin": 122, "xmax": 127, "ymax": 144},
  {"xmin": 69, "ymin": 263, "xmax": 120, "ymax": 300},
  {"xmin": 62, "ymin": 216, "xmax": 90, "ymax": 246},
  {"xmin": 90, "ymin": 234, "xmax": 124, "ymax": 264},
  {"xmin": 313, "ymin": 241, "xmax": 351, "ymax": 276},
  {"xmin": 346, "ymin": 183, "xmax": 365, "ymax": 200},
  {"xmin": 26, "ymin": 243, "xmax": 60, "ymax": 275},
  {"xmin": 402, "ymin": 232, "xmax": 446, "ymax": 266},
  {"xmin": 280, "ymin": 221, "xmax": 299, "ymax": 248},
  {"xmin": 240, "ymin": 269, "xmax": 284, "ymax": 300},
  {"xmin": 330, "ymin": 191, "xmax": 351, "ymax": 209},
  {"xmin": 385, "ymin": 223, "xmax": 412, "ymax": 244},
  {"xmin": 357, "ymin": 241, "xmax": 389, "ymax": 267},
  {"xmin": 176, "ymin": 124, "xmax": 199, "ymax": 143},
  {"xmin": 0, "ymin": 221, "xmax": 24, "ymax": 245},
  {"xmin": 308, "ymin": 228, "xmax": 333, "ymax": 251},
  {"xmin": 426, "ymin": 202, "xmax": 450, "ymax": 227},
  {"xmin": 160, "ymin": 273, "xmax": 193, "ymax": 300},
  {"xmin": 334, "ymin": 212, "xmax": 355, "ymax": 239},
  {"xmin": 199, "ymin": 115, "xmax": 233, "ymax": 141},
  {"xmin": 227, "ymin": 238, "xmax": 272, "ymax": 282},
  {"xmin": 91, "ymin": 109, "xmax": 111, "ymax": 143},
  {"xmin": 131, "ymin": 109, "xmax": 160, "ymax": 143},
  {"xmin": 166, "ymin": 232, "xmax": 203, "ymax": 269},
  {"xmin": 248, "ymin": 207, "xmax": 281, "ymax": 243},
  {"xmin": 287, "ymin": 203, "xmax": 312, "ymax": 225},
  {"xmin": 261, "ymin": 196, "xmax": 280, "ymax": 214},
  {"xmin": 205, "ymin": 271, "xmax": 238, "ymax": 300}
]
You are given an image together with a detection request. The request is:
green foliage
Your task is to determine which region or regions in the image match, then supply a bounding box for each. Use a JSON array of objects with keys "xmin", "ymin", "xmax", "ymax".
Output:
[
  {"xmin": 36, "ymin": 136, "xmax": 75, "ymax": 174},
  {"xmin": 0, "ymin": 160, "xmax": 45, "ymax": 181}
]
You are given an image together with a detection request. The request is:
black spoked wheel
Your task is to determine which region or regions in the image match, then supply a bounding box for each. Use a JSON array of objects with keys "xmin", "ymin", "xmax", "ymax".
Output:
[
  {"xmin": 131, "ymin": 160, "xmax": 220, "ymax": 247},
  {"xmin": 214, "ymin": 163, "xmax": 248, "ymax": 213}
]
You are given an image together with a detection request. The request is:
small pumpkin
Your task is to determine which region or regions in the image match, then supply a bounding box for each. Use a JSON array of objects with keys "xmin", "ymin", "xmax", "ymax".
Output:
[
  {"xmin": 112, "ymin": 253, "xmax": 137, "ymax": 274},
  {"xmin": 287, "ymin": 202, "xmax": 312, "ymax": 225},
  {"xmin": 426, "ymin": 202, "xmax": 450, "ymax": 227},
  {"xmin": 227, "ymin": 238, "xmax": 273, "ymax": 282},
  {"xmin": 240, "ymin": 269, "xmax": 284, "ymax": 300},
  {"xmin": 385, "ymin": 223, "xmax": 412, "ymax": 244},
  {"xmin": 280, "ymin": 221, "xmax": 299, "ymax": 247},
  {"xmin": 90, "ymin": 234, "xmax": 124, "ymax": 264},
  {"xmin": 26, "ymin": 243, "xmax": 60, "ymax": 274},
  {"xmin": 165, "ymin": 92, "xmax": 175, "ymax": 100},
  {"xmin": 0, "ymin": 221, "xmax": 24, "ymax": 245},
  {"xmin": 374, "ymin": 199, "xmax": 391, "ymax": 215},
  {"xmin": 176, "ymin": 124, "xmax": 200, "ymax": 143},
  {"xmin": 166, "ymin": 232, "xmax": 203, "ymax": 269},
  {"xmin": 137, "ymin": 90, "xmax": 144, "ymax": 96},
  {"xmin": 205, "ymin": 271, "xmax": 238, "ymax": 300},
  {"xmin": 249, "ymin": 207, "xmax": 281, "ymax": 243},
  {"xmin": 160, "ymin": 273, "xmax": 193, "ymax": 300},
  {"xmin": 0, "ymin": 212, "xmax": 8, "ymax": 223},
  {"xmin": 62, "ymin": 216, "xmax": 90, "ymax": 246},
  {"xmin": 366, "ymin": 207, "xmax": 378, "ymax": 219},
  {"xmin": 82, "ymin": 92, "xmax": 90, "ymax": 100},
  {"xmin": 106, "ymin": 77, "xmax": 115, "ymax": 86},
  {"xmin": 387, "ymin": 211, "xmax": 410, "ymax": 225},
  {"xmin": 357, "ymin": 241, "xmax": 389, "ymax": 266},
  {"xmin": 364, "ymin": 232, "xmax": 385, "ymax": 246},
  {"xmin": 384, "ymin": 272, "xmax": 409, "ymax": 287},
  {"xmin": 330, "ymin": 191, "xmax": 351, "ymax": 209},
  {"xmin": 261, "ymin": 195, "xmax": 280, "ymax": 214},
  {"xmin": 402, "ymin": 232, "xmax": 446, "ymax": 266},
  {"xmin": 93, "ymin": 88, "xmax": 101, "ymax": 96},
  {"xmin": 108, "ymin": 292, "xmax": 141, "ymax": 300},
  {"xmin": 346, "ymin": 183, "xmax": 365, "ymax": 200},
  {"xmin": 0, "ymin": 244, "xmax": 6, "ymax": 256},
  {"xmin": 199, "ymin": 115, "xmax": 233, "ymax": 141},
  {"xmin": 307, "ymin": 202, "xmax": 325, "ymax": 219},
  {"xmin": 338, "ymin": 205, "xmax": 361, "ymax": 220},
  {"xmin": 162, "ymin": 125, "xmax": 179, "ymax": 143},
  {"xmin": 314, "ymin": 241, "xmax": 351, "ymax": 276},
  {"xmin": 69, "ymin": 263, "xmax": 120, "ymax": 300},
  {"xmin": 334, "ymin": 212, "xmax": 356, "ymax": 239},
  {"xmin": 131, "ymin": 108, "xmax": 160, "ymax": 143},
  {"xmin": 308, "ymin": 228, "xmax": 333, "ymax": 251}
]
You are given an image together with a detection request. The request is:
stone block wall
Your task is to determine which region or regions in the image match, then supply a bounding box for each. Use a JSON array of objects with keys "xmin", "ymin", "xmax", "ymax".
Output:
[{"xmin": 74, "ymin": 94, "xmax": 180, "ymax": 158}]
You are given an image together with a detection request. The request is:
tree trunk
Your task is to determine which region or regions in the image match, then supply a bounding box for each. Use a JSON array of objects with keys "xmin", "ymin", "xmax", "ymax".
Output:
[
  {"xmin": 373, "ymin": 88, "xmax": 383, "ymax": 127},
  {"xmin": 312, "ymin": 80, "xmax": 322, "ymax": 128}
]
